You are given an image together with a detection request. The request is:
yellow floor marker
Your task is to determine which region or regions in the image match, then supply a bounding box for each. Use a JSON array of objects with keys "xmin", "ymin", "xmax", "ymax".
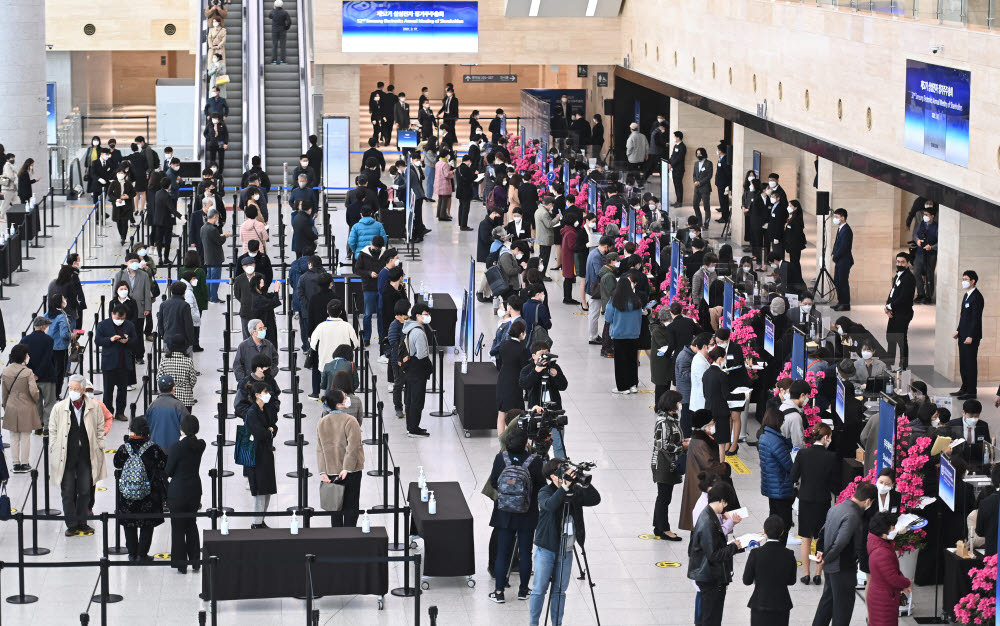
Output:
[
  {"xmin": 728, "ymin": 456, "xmax": 752, "ymax": 475},
  {"xmin": 655, "ymin": 561, "xmax": 682, "ymax": 568}
]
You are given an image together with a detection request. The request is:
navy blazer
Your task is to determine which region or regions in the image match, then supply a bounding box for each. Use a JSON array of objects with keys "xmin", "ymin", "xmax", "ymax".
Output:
[
  {"xmin": 20, "ymin": 330, "xmax": 57, "ymax": 382},
  {"xmin": 832, "ymin": 223, "xmax": 854, "ymax": 266},
  {"xmin": 94, "ymin": 318, "xmax": 142, "ymax": 371},
  {"xmin": 957, "ymin": 288, "xmax": 984, "ymax": 341}
]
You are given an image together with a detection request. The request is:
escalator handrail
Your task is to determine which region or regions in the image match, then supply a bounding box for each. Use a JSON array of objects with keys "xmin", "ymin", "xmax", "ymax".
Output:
[
  {"xmin": 247, "ymin": 0, "xmax": 265, "ymax": 165},
  {"xmin": 297, "ymin": 0, "xmax": 315, "ymax": 152},
  {"xmin": 194, "ymin": 0, "xmax": 210, "ymax": 159}
]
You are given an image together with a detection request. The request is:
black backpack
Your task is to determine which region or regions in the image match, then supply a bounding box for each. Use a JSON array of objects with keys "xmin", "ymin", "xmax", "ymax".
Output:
[{"xmin": 283, "ymin": 12, "xmax": 292, "ymax": 30}]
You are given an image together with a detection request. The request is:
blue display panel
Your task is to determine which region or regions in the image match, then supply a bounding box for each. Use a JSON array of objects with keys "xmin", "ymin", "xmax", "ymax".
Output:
[
  {"xmin": 904, "ymin": 59, "xmax": 971, "ymax": 167},
  {"xmin": 342, "ymin": 1, "xmax": 479, "ymax": 53}
]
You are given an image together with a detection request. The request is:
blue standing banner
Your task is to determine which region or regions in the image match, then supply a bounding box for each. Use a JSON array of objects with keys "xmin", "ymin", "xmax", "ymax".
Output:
[
  {"xmin": 722, "ymin": 279, "xmax": 735, "ymax": 330},
  {"xmin": 670, "ymin": 239, "xmax": 681, "ymax": 300},
  {"xmin": 763, "ymin": 315, "xmax": 775, "ymax": 356},
  {"xmin": 835, "ymin": 377, "xmax": 846, "ymax": 420},
  {"xmin": 588, "ymin": 184, "xmax": 597, "ymax": 212},
  {"xmin": 791, "ymin": 329, "xmax": 806, "ymax": 380},
  {"xmin": 939, "ymin": 453, "xmax": 955, "ymax": 511},
  {"xmin": 877, "ymin": 395, "xmax": 897, "ymax": 474}
]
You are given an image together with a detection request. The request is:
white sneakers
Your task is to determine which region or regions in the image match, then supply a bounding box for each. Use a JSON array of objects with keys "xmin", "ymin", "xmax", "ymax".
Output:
[
  {"xmin": 377, "ymin": 355, "xmax": 388, "ymax": 364},
  {"xmin": 611, "ymin": 386, "xmax": 639, "ymax": 395}
]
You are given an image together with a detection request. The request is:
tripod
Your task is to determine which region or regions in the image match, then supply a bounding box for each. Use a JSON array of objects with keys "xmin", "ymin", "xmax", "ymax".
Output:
[
  {"xmin": 543, "ymin": 494, "xmax": 600, "ymax": 626},
  {"xmin": 811, "ymin": 210, "xmax": 836, "ymax": 301}
]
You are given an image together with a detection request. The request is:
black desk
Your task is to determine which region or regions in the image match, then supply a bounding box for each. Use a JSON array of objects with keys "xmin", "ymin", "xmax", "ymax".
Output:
[
  {"xmin": 453, "ymin": 362, "xmax": 498, "ymax": 436},
  {"xmin": 943, "ymin": 548, "xmax": 981, "ymax": 619},
  {"xmin": 384, "ymin": 208, "xmax": 406, "ymax": 240},
  {"xmin": 0, "ymin": 231, "xmax": 22, "ymax": 280},
  {"xmin": 6, "ymin": 204, "xmax": 39, "ymax": 241},
  {"xmin": 407, "ymin": 481, "xmax": 475, "ymax": 580},
  {"xmin": 201, "ymin": 527, "xmax": 389, "ymax": 600},
  {"xmin": 416, "ymin": 292, "xmax": 457, "ymax": 346}
]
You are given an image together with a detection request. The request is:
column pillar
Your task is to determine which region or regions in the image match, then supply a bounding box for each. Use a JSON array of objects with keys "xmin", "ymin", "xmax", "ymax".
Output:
[
  {"xmin": 322, "ymin": 64, "xmax": 361, "ymax": 170},
  {"xmin": 934, "ymin": 207, "xmax": 1000, "ymax": 383},
  {"xmin": 729, "ymin": 124, "xmax": 746, "ymax": 245},
  {"xmin": 0, "ymin": 0, "xmax": 49, "ymax": 195},
  {"xmin": 667, "ymin": 99, "xmax": 723, "ymax": 211}
]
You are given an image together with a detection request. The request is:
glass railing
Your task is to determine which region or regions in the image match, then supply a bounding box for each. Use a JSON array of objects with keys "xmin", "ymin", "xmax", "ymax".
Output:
[{"xmin": 793, "ymin": 0, "xmax": 995, "ymax": 29}]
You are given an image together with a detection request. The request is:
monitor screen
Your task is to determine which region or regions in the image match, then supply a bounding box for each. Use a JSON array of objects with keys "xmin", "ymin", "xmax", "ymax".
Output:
[
  {"xmin": 904, "ymin": 59, "xmax": 971, "ymax": 167},
  {"xmin": 835, "ymin": 377, "xmax": 846, "ymax": 419},
  {"xmin": 791, "ymin": 329, "xmax": 806, "ymax": 380},
  {"xmin": 342, "ymin": 1, "xmax": 479, "ymax": 53}
]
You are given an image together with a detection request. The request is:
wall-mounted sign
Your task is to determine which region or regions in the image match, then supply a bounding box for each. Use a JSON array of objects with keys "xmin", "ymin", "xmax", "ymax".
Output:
[
  {"xmin": 577, "ymin": 65, "xmax": 588, "ymax": 78},
  {"xmin": 596, "ymin": 72, "xmax": 608, "ymax": 87},
  {"xmin": 463, "ymin": 74, "xmax": 517, "ymax": 83}
]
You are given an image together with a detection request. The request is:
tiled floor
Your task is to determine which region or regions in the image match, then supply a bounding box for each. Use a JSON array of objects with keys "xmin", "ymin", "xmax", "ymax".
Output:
[{"xmin": 0, "ymin": 173, "xmax": 988, "ymax": 625}]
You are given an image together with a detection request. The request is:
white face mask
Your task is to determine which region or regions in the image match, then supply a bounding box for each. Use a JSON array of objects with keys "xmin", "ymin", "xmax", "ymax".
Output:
[
  {"xmin": 800, "ymin": 304, "xmax": 812, "ymax": 313},
  {"xmin": 244, "ymin": 266, "xmax": 255, "ymax": 275},
  {"xmin": 861, "ymin": 350, "xmax": 873, "ymax": 360},
  {"xmin": 342, "ymin": 396, "xmax": 352, "ymax": 409},
  {"xmin": 923, "ymin": 215, "xmax": 931, "ymax": 222},
  {"xmin": 876, "ymin": 483, "xmax": 892, "ymax": 495},
  {"xmin": 211, "ymin": 166, "xmax": 218, "ymax": 173},
  {"xmin": 747, "ymin": 176, "xmax": 755, "ymax": 183},
  {"xmin": 836, "ymin": 326, "xmax": 844, "ymax": 335},
  {"xmin": 128, "ymin": 262, "xmax": 140, "ymax": 271},
  {"xmin": 68, "ymin": 390, "xmax": 83, "ymax": 402},
  {"xmin": 964, "ymin": 416, "xmax": 979, "ymax": 428},
  {"xmin": 705, "ymin": 424, "xmax": 715, "ymax": 436},
  {"xmin": 770, "ymin": 263, "xmax": 779, "ymax": 270},
  {"xmin": 300, "ymin": 161, "xmax": 308, "ymax": 168},
  {"xmin": 515, "ymin": 253, "xmax": 523, "ymax": 260},
  {"xmin": 962, "ymin": 280, "xmax": 971, "ymax": 289},
  {"xmin": 932, "ymin": 418, "xmax": 940, "ymax": 428},
  {"xmin": 787, "ymin": 206, "xmax": 795, "ymax": 214},
  {"xmin": 260, "ymin": 393, "xmax": 271, "ymax": 404},
  {"xmin": 299, "ymin": 182, "xmax": 307, "ymax": 188},
  {"xmin": 190, "ymin": 279, "xmax": 198, "ymax": 287},
  {"xmin": 422, "ymin": 314, "xmax": 432, "ymax": 324},
  {"xmin": 118, "ymin": 290, "xmax": 129, "ymax": 299},
  {"xmin": 514, "ymin": 218, "xmax": 522, "ymax": 225},
  {"xmin": 112, "ymin": 318, "xmax": 124, "ymax": 326},
  {"xmin": 832, "ymin": 217, "xmax": 841, "ymax": 226},
  {"xmin": 768, "ymin": 181, "xmax": 777, "ymax": 189},
  {"xmin": 117, "ymin": 173, "xmax": 125, "ymax": 180},
  {"xmin": 86, "ymin": 391, "xmax": 95, "ymax": 399},
  {"xmin": 257, "ymin": 329, "xmax": 266, "ymax": 339},
  {"xmin": 212, "ymin": 118, "xmax": 220, "ymax": 124},
  {"xmin": 374, "ymin": 97, "xmax": 380, "ymax": 102},
  {"xmin": 93, "ymin": 140, "xmax": 100, "ymax": 146}
]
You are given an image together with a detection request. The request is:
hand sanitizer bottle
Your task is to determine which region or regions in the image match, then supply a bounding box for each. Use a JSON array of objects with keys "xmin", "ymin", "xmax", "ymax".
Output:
[
  {"xmin": 220, "ymin": 511, "xmax": 230, "ymax": 535},
  {"xmin": 417, "ymin": 466, "xmax": 426, "ymax": 489},
  {"xmin": 428, "ymin": 492, "xmax": 437, "ymax": 515},
  {"xmin": 428, "ymin": 293, "xmax": 434, "ymax": 309},
  {"xmin": 461, "ymin": 354, "xmax": 468, "ymax": 375},
  {"xmin": 421, "ymin": 483, "xmax": 429, "ymax": 503},
  {"xmin": 290, "ymin": 511, "xmax": 299, "ymax": 535},
  {"xmin": 362, "ymin": 512, "xmax": 371, "ymax": 533}
]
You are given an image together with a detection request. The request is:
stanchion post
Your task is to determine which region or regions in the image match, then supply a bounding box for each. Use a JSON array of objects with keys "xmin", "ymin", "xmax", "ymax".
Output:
[
  {"xmin": 388, "ymin": 466, "xmax": 404, "ymax": 551},
  {"xmin": 108, "ymin": 469, "xmax": 127, "ymax": 554},
  {"xmin": 5, "ymin": 514, "xmax": 38, "ymax": 604},
  {"xmin": 23, "ymin": 469, "xmax": 50, "ymax": 556},
  {"xmin": 40, "ymin": 432, "xmax": 60, "ymax": 515},
  {"xmin": 390, "ymin": 507, "xmax": 416, "ymax": 597},
  {"xmin": 429, "ymin": 346, "xmax": 452, "ymax": 417},
  {"xmin": 92, "ymin": 513, "xmax": 122, "ymax": 603}
]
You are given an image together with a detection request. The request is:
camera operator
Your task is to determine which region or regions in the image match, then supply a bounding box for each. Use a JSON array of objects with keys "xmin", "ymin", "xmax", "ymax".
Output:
[
  {"xmin": 529, "ymin": 458, "xmax": 601, "ymax": 626},
  {"xmin": 519, "ymin": 341, "xmax": 568, "ymax": 458}
]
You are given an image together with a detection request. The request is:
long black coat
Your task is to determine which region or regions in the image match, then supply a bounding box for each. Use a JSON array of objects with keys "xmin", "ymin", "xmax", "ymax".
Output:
[
  {"xmin": 114, "ymin": 437, "xmax": 168, "ymax": 529},
  {"xmin": 477, "ymin": 216, "xmax": 497, "ymax": 263},
  {"xmin": 166, "ymin": 436, "xmax": 206, "ymax": 510},
  {"xmin": 702, "ymin": 364, "xmax": 731, "ymax": 423},
  {"xmin": 495, "ymin": 339, "xmax": 529, "ymax": 412},
  {"xmin": 244, "ymin": 402, "xmax": 278, "ymax": 496}
]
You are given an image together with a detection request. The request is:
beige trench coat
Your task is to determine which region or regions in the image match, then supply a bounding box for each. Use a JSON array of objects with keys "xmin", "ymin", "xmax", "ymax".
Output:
[
  {"xmin": 1, "ymin": 363, "xmax": 41, "ymax": 432},
  {"xmin": 48, "ymin": 397, "xmax": 107, "ymax": 486}
]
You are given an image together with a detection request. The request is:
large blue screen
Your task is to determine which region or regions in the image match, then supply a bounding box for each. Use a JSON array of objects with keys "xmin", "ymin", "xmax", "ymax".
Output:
[
  {"xmin": 342, "ymin": 1, "xmax": 479, "ymax": 53},
  {"xmin": 903, "ymin": 60, "xmax": 971, "ymax": 167}
]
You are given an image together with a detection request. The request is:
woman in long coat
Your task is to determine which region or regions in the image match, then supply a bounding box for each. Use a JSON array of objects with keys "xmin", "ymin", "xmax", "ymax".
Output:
[
  {"xmin": 559, "ymin": 219, "xmax": 579, "ymax": 304},
  {"xmin": 678, "ymin": 409, "xmax": 718, "ymax": 530},
  {"xmin": 245, "ymin": 380, "xmax": 278, "ymax": 528},
  {"xmin": 113, "ymin": 416, "xmax": 167, "ymax": 562},
  {"xmin": 1, "ymin": 345, "xmax": 41, "ymax": 471},
  {"xmin": 495, "ymin": 321, "xmax": 529, "ymax": 420},
  {"xmin": 866, "ymin": 512, "xmax": 911, "ymax": 626}
]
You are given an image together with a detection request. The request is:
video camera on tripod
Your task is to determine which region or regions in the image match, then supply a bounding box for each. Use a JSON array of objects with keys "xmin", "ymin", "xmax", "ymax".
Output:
[
  {"xmin": 555, "ymin": 460, "xmax": 595, "ymax": 488},
  {"xmin": 516, "ymin": 402, "xmax": 567, "ymax": 454}
]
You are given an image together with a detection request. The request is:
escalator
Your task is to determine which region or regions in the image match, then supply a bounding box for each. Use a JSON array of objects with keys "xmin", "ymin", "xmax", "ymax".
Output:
[
  {"xmin": 220, "ymin": 0, "xmax": 244, "ymax": 183},
  {"xmin": 261, "ymin": 0, "xmax": 303, "ymax": 178}
]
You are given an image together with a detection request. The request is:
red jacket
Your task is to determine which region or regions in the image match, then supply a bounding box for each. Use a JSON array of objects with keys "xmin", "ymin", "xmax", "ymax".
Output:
[
  {"xmin": 560, "ymin": 226, "xmax": 577, "ymax": 279},
  {"xmin": 866, "ymin": 533, "xmax": 910, "ymax": 626}
]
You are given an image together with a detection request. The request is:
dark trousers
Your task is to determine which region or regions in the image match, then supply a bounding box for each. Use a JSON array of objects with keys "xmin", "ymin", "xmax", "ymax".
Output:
[
  {"xmin": 752, "ymin": 609, "xmax": 789, "ymax": 626},
  {"xmin": 116, "ymin": 217, "xmax": 129, "ymax": 242},
  {"xmin": 495, "ymin": 526, "xmax": 534, "ymax": 593},
  {"xmin": 671, "ymin": 168, "xmax": 684, "ymax": 205},
  {"xmin": 612, "ymin": 338, "xmax": 639, "ymax": 391},
  {"xmin": 768, "ymin": 497, "xmax": 794, "ymax": 545},
  {"xmin": 654, "ymin": 384, "xmax": 669, "ymax": 408},
  {"xmin": 404, "ymin": 370, "xmax": 429, "ymax": 432},
  {"xmin": 331, "ymin": 470, "xmax": 363, "ymax": 527},
  {"xmin": 457, "ymin": 197, "xmax": 472, "ymax": 228},
  {"xmin": 717, "ymin": 187, "xmax": 730, "ymax": 222},
  {"xmin": 810, "ymin": 569, "xmax": 856, "ymax": 626},
  {"xmin": 696, "ymin": 581, "xmax": 727, "ymax": 626},
  {"xmin": 562, "ymin": 276, "xmax": 575, "ymax": 302},
  {"xmin": 412, "ymin": 198, "xmax": 426, "ymax": 237},
  {"xmin": 886, "ymin": 310, "xmax": 913, "ymax": 369},
  {"xmin": 60, "ymin": 453, "xmax": 92, "ymax": 529},
  {"xmin": 600, "ymin": 321, "xmax": 613, "ymax": 355},
  {"xmin": 680, "ymin": 403, "xmax": 693, "ymax": 438},
  {"xmin": 787, "ymin": 249, "xmax": 803, "ymax": 290},
  {"xmin": 53, "ymin": 349, "xmax": 67, "ymax": 397},
  {"xmin": 959, "ymin": 339, "xmax": 980, "ymax": 394},
  {"xmin": 538, "ymin": 245, "xmax": 552, "ymax": 271},
  {"xmin": 103, "ymin": 368, "xmax": 130, "ymax": 416},
  {"xmin": 914, "ymin": 251, "xmax": 937, "ymax": 299},
  {"xmin": 391, "ymin": 361, "xmax": 405, "ymax": 411},
  {"xmin": 169, "ymin": 506, "xmax": 200, "ymax": 570},
  {"xmin": 380, "ymin": 116, "xmax": 393, "ymax": 144},
  {"xmin": 833, "ymin": 262, "xmax": 852, "ymax": 305},
  {"xmin": 653, "ymin": 482, "xmax": 674, "ymax": 533},
  {"xmin": 693, "ymin": 186, "xmax": 711, "ymax": 227},
  {"xmin": 311, "ymin": 367, "xmax": 321, "ymax": 397},
  {"xmin": 124, "ymin": 526, "xmax": 154, "ymax": 560},
  {"xmin": 271, "ymin": 30, "xmax": 287, "ymax": 62},
  {"xmin": 207, "ymin": 145, "xmax": 226, "ymax": 173}
]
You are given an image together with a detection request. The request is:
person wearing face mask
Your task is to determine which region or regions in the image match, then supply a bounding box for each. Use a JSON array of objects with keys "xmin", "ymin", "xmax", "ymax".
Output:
[
  {"xmin": 756, "ymin": 407, "xmax": 795, "ymax": 543},
  {"xmin": 233, "ymin": 319, "xmax": 279, "ymax": 384},
  {"xmin": 865, "ymin": 512, "xmax": 912, "ymax": 626},
  {"xmin": 714, "ymin": 143, "xmax": 732, "ymax": 224},
  {"xmin": 418, "ymin": 100, "xmax": 437, "ymax": 142},
  {"xmin": 49, "ymin": 375, "xmax": 108, "ymax": 536},
  {"xmin": 369, "ymin": 82, "xmax": 386, "ymax": 144},
  {"xmin": 292, "ymin": 154, "xmax": 317, "ymax": 198},
  {"xmin": 786, "ymin": 290, "xmax": 822, "ymax": 335},
  {"xmin": 702, "ymin": 346, "xmax": 735, "ymax": 462},
  {"xmin": 203, "ymin": 114, "xmax": 229, "ymax": 172},
  {"xmin": 912, "ymin": 207, "xmax": 939, "ymax": 305},
  {"xmin": 953, "ymin": 270, "xmax": 984, "ymax": 400},
  {"xmin": 734, "ymin": 255, "xmax": 758, "ymax": 295},
  {"xmin": 691, "ymin": 147, "xmax": 714, "ymax": 230},
  {"xmin": 401, "ymin": 303, "xmax": 433, "ymax": 438},
  {"xmin": 207, "ymin": 14, "xmax": 226, "ymax": 61},
  {"xmin": 781, "ymin": 200, "xmax": 807, "ymax": 289},
  {"xmin": 2, "ymin": 345, "xmax": 42, "ymax": 473},
  {"xmin": 353, "ymin": 234, "xmax": 388, "ymax": 346},
  {"xmin": 679, "ymin": 409, "xmax": 721, "ymax": 531},
  {"xmin": 112, "ymin": 252, "xmax": 153, "ymax": 331},
  {"xmin": 434, "ymin": 151, "xmax": 455, "ymax": 221},
  {"xmin": 625, "ymin": 122, "xmax": 649, "ymax": 177},
  {"xmin": 317, "ymin": 387, "xmax": 365, "ymax": 527},
  {"xmin": 87, "ymin": 148, "xmax": 113, "ymax": 208},
  {"xmin": 884, "ymin": 251, "xmax": 917, "ymax": 369},
  {"xmin": 0, "ymin": 152, "xmax": 18, "ymax": 220},
  {"xmin": 107, "ymin": 166, "xmax": 136, "ymax": 245},
  {"xmin": 438, "ymin": 87, "xmax": 460, "ymax": 142},
  {"xmin": 606, "ymin": 274, "xmax": 644, "ymax": 394},
  {"xmin": 204, "ymin": 85, "xmax": 229, "ymax": 121},
  {"xmin": 850, "ymin": 339, "xmax": 889, "ymax": 389},
  {"xmin": 905, "ymin": 196, "xmax": 938, "ymax": 243},
  {"xmin": 650, "ymin": 391, "xmax": 687, "ymax": 540},
  {"xmin": 242, "ymin": 380, "xmax": 279, "ymax": 528},
  {"xmin": 791, "ymin": 423, "xmax": 840, "ymax": 582},
  {"xmin": 941, "ymin": 399, "xmax": 990, "ymax": 464},
  {"xmin": 691, "ymin": 252, "xmax": 718, "ymax": 309},
  {"xmin": 829, "ymin": 208, "xmax": 855, "ymax": 311},
  {"xmin": 94, "ymin": 306, "xmax": 141, "ymax": 422},
  {"xmin": 14, "ymin": 157, "xmax": 39, "ymax": 207},
  {"xmin": 810, "ymin": 481, "xmax": 876, "ymax": 626}
]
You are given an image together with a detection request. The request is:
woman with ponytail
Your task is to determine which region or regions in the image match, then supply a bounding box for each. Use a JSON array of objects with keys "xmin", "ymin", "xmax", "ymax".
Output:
[{"xmin": 790, "ymin": 423, "xmax": 840, "ymax": 585}]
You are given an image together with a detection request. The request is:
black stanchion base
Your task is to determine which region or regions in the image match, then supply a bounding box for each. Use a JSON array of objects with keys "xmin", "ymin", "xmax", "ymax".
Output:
[
  {"xmin": 285, "ymin": 470, "xmax": 313, "ymax": 478},
  {"xmin": 0, "ymin": 296, "xmax": 10, "ymax": 301},
  {"xmin": 425, "ymin": 386, "xmax": 440, "ymax": 394},
  {"xmin": 213, "ymin": 389, "xmax": 235, "ymax": 395},
  {"xmin": 220, "ymin": 469, "xmax": 234, "ymax": 477},
  {"xmin": 366, "ymin": 469, "xmax": 393, "ymax": 477},
  {"xmin": 429, "ymin": 409, "xmax": 456, "ymax": 417},
  {"xmin": 19, "ymin": 258, "xmax": 35, "ymax": 263},
  {"xmin": 37, "ymin": 508, "xmax": 61, "ymax": 515},
  {"xmin": 387, "ymin": 542, "xmax": 406, "ymax": 552},
  {"xmin": 370, "ymin": 504, "xmax": 393, "ymax": 511},
  {"xmin": 280, "ymin": 366, "xmax": 291, "ymax": 372},
  {"xmin": 286, "ymin": 506, "xmax": 314, "ymax": 514},
  {"xmin": 293, "ymin": 594, "xmax": 324, "ymax": 600},
  {"xmin": 5, "ymin": 282, "xmax": 18, "ymax": 287},
  {"xmin": 281, "ymin": 388, "xmax": 303, "ymax": 395},
  {"xmin": 210, "ymin": 439, "xmax": 235, "ymax": 447},
  {"xmin": 362, "ymin": 438, "xmax": 378, "ymax": 446},
  {"xmin": 91, "ymin": 593, "xmax": 123, "ymax": 604},
  {"xmin": 914, "ymin": 618, "xmax": 950, "ymax": 624},
  {"xmin": 37, "ymin": 234, "xmax": 52, "ymax": 239},
  {"xmin": 5, "ymin": 594, "xmax": 38, "ymax": 604},
  {"xmin": 284, "ymin": 439, "xmax": 308, "ymax": 447},
  {"xmin": 22, "ymin": 546, "xmax": 51, "ymax": 556},
  {"xmin": 390, "ymin": 587, "xmax": 417, "ymax": 598},
  {"xmin": 107, "ymin": 547, "xmax": 130, "ymax": 555}
]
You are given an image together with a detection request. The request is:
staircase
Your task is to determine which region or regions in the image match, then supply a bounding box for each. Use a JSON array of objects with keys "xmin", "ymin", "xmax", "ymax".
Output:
[
  {"xmin": 221, "ymin": 0, "xmax": 244, "ymax": 183},
  {"xmin": 262, "ymin": 0, "xmax": 302, "ymax": 181}
]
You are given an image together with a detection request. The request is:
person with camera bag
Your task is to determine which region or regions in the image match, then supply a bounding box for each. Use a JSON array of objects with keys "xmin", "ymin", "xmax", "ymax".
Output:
[
  {"xmin": 519, "ymin": 342, "xmax": 568, "ymax": 459},
  {"xmin": 488, "ymin": 426, "xmax": 544, "ymax": 604},
  {"xmin": 529, "ymin": 457, "xmax": 601, "ymax": 626},
  {"xmin": 651, "ymin": 390, "xmax": 687, "ymax": 541}
]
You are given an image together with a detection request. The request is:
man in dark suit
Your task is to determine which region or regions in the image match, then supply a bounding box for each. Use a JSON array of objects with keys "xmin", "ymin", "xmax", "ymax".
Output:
[
  {"xmin": 437, "ymin": 86, "xmax": 459, "ymax": 142},
  {"xmin": 88, "ymin": 149, "xmax": 112, "ymax": 207},
  {"xmin": 665, "ymin": 302, "xmax": 700, "ymax": 360},
  {"xmin": 942, "ymin": 399, "xmax": 990, "ymax": 466},
  {"xmin": 667, "ymin": 131, "xmax": 686, "ymax": 207},
  {"xmin": 691, "ymin": 147, "xmax": 713, "ymax": 230},
  {"xmin": 786, "ymin": 290, "xmax": 823, "ymax": 335},
  {"xmin": 714, "ymin": 143, "xmax": 732, "ymax": 224},
  {"xmin": 165, "ymin": 414, "xmax": 206, "ymax": 573},
  {"xmin": 885, "ymin": 251, "xmax": 917, "ymax": 369},
  {"xmin": 742, "ymin": 515, "xmax": 797, "ymax": 626},
  {"xmin": 368, "ymin": 82, "xmax": 385, "ymax": 144},
  {"xmin": 94, "ymin": 306, "xmax": 142, "ymax": 421},
  {"xmin": 831, "ymin": 208, "xmax": 854, "ymax": 311},
  {"xmin": 953, "ymin": 269, "xmax": 984, "ymax": 399},
  {"xmin": 380, "ymin": 85, "xmax": 398, "ymax": 146},
  {"xmin": 488, "ymin": 108, "xmax": 505, "ymax": 144}
]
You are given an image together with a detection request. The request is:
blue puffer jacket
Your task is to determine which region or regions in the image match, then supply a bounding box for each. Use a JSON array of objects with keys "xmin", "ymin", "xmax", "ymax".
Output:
[
  {"xmin": 604, "ymin": 301, "xmax": 642, "ymax": 340},
  {"xmin": 757, "ymin": 425, "xmax": 794, "ymax": 499},
  {"xmin": 348, "ymin": 216, "xmax": 387, "ymax": 254}
]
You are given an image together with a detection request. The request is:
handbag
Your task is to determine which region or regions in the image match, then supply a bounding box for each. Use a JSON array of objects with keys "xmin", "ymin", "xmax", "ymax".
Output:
[
  {"xmin": 303, "ymin": 348, "xmax": 317, "ymax": 370},
  {"xmin": 234, "ymin": 424, "xmax": 256, "ymax": 467},
  {"xmin": 319, "ymin": 480, "xmax": 345, "ymax": 511},
  {"xmin": 215, "ymin": 74, "xmax": 230, "ymax": 87},
  {"xmin": 0, "ymin": 484, "xmax": 11, "ymax": 521}
]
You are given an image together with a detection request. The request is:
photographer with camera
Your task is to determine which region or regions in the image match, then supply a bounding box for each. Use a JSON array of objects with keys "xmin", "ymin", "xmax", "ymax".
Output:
[
  {"xmin": 519, "ymin": 341, "xmax": 568, "ymax": 459},
  {"xmin": 529, "ymin": 458, "xmax": 602, "ymax": 626},
  {"xmin": 488, "ymin": 426, "xmax": 545, "ymax": 604}
]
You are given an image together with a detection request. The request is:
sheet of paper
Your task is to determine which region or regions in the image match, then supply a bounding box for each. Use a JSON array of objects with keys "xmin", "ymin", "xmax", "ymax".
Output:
[
  {"xmin": 729, "ymin": 507, "xmax": 749, "ymax": 519},
  {"xmin": 735, "ymin": 533, "xmax": 765, "ymax": 548},
  {"xmin": 930, "ymin": 436, "xmax": 954, "ymax": 456}
]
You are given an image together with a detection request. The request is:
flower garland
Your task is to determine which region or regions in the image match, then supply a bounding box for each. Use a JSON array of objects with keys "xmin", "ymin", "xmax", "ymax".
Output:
[{"xmin": 955, "ymin": 554, "xmax": 997, "ymax": 625}]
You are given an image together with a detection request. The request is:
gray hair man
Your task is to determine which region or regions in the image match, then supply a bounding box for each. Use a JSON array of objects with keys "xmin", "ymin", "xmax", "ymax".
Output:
[{"xmin": 234, "ymin": 318, "xmax": 279, "ymax": 382}]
